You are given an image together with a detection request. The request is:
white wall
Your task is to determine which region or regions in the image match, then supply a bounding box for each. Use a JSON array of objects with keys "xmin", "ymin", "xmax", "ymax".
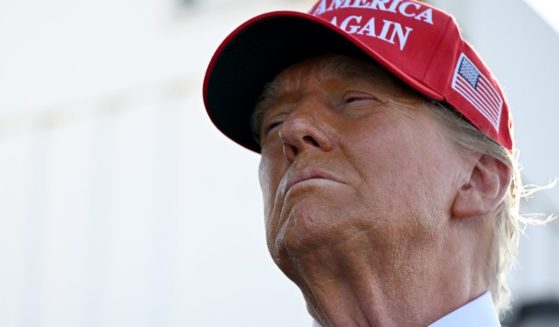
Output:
[
  {"xmin": 0, "ymin": 1, "xmax": 314, "ymax": 326},
  {"xmin": 0, "ymin": 0, "xmax": 557, "ymax": 326}
]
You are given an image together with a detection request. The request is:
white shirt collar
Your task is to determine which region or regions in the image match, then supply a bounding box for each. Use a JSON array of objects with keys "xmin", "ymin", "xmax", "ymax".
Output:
[
  {"xmin": 311, "ymin": 292, "xmax": 500, "ymax": 327},
  {"xmin": 429, "ymin": 292, "xmax": 500, "ymax": 327}
]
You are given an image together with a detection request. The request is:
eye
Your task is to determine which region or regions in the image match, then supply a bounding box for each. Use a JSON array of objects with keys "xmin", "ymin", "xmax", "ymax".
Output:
[
  {"xmin": 264, "ymin": 120, "xmax": 283, "ymax": 135},
  {"xmin": 344, "ymin": 93, "xmax": 379, "ymax": 104},
  {"xmin": 261, "ymin": 113, "xmax": 288, "ymax": 138}
]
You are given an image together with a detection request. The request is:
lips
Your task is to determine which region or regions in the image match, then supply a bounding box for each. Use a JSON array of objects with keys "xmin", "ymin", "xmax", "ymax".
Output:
[{"xmin": 285, "ymin": 167, "xmax": 342, "ymax": 192}]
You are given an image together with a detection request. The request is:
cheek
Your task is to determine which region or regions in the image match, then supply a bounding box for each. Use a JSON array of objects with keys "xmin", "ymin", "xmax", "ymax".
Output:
[
  {"xmin": 258, "ymin": 153, "xmax": 286, "ymax": 215},
  {"xmin": 259, "ymin": 153, "xmax": 289, "ymax": 255},
  {"xmin": 346, "ymin": 128, "xmax": 453, "ymax": 222},
  {"xmin": 258, "ymin": 157, "xmax": 274, "ymax": 212}
]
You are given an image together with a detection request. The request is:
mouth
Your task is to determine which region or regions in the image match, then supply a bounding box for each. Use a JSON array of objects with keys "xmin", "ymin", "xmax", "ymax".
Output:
[{"xmin": 285, "ymin": 168, "xmax": 342, "ymax": 192}]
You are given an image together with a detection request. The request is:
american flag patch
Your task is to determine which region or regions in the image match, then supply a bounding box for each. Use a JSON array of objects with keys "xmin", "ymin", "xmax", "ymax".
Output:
[{"xmin": 451, "ymin": 53, "xmax": 503, "ymax": 130}]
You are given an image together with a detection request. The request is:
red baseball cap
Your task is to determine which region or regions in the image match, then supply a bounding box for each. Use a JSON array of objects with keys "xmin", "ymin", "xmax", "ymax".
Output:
[{"xmin": 203, "ymin": 0, "xmax": 513, "ymax": 153}]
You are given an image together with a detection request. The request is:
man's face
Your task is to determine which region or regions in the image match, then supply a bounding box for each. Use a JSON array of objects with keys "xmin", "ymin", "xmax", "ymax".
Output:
[{"xmin": 256, "ymin": 56, "xmax": 468, "ymax": 279}]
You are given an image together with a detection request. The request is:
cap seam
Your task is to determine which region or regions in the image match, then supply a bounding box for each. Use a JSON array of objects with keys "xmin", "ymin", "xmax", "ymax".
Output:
[{"xmin": 421, "ymin": 17, "xmax": 453, "ymax": 83}]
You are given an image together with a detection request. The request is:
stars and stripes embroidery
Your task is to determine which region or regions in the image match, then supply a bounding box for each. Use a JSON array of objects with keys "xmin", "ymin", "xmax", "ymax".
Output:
[{"xmin": 451, "ymin": 53, "xmax": 503, "ymax": 130}]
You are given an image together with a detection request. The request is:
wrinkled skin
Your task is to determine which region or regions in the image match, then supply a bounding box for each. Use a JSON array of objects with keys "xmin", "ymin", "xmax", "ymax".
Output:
[{"xmin": 256, "ymin": 56, "xmax": 501, "ymax": 326}]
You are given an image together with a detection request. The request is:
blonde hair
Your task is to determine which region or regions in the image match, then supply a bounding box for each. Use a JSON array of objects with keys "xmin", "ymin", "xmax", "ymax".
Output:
[
  {"xmin": 426, "ymin": 101, "xmax": 520, "ymax": 314},
  {"xmin": 427, "ymin": 102, "xmax": 555, "ymax": 316},
  {"xmin": 251, "ymin": 54, "xmax": 550, "ymax": 315}
]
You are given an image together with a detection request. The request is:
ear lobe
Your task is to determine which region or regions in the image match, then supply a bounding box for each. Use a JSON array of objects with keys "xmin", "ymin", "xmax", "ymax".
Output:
[{"xmin": 452, "ymin": 155, "xmax": 512, "ymax": 219}]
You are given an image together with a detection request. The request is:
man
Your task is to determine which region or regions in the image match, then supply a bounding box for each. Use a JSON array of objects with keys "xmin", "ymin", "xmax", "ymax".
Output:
[{"xmin": 203, "ymin": 1, "xmax": 523, "ymax": 326}]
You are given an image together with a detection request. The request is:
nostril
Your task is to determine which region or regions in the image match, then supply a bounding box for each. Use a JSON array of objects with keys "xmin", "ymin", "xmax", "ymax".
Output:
[
  {"xmin": 283, "ymin": 143, "xmax": 298, "ymax": 162},
  {"xmin": 303, "ymin": 135, "xmax": 320, "ymax": 147}
]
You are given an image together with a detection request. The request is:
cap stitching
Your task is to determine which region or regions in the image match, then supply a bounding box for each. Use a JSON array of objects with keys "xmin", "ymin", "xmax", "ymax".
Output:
[{"xmin": 421, "ymin": 17, "xmax": 453, "ymax": 82}]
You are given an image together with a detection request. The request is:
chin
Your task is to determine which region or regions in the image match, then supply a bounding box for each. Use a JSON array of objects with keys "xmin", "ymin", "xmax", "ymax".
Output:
[
  {"xmin": 268, "ymin": 222, "xmax": 327, "ymax": 286},
  {"xmin": 275, "ymin": 201, "xmax": 337, "ymax": 254}
]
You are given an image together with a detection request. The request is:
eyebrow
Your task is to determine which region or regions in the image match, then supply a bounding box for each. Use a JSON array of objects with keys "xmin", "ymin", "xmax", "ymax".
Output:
[{"xmin": 249, "ymin": 55, "xmax": 414, "ymax": 143}]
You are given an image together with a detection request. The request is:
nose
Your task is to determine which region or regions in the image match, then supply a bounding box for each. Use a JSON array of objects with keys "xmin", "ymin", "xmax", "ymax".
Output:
[{"xmin": 278, "ymin": 104, "xmax": 334, "ymax": 162}]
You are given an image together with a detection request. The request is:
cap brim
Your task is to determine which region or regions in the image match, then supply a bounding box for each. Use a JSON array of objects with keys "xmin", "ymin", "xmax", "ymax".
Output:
[{"xmin": 203, "ymin": 11, "xmax": 443, "ymax": 153}]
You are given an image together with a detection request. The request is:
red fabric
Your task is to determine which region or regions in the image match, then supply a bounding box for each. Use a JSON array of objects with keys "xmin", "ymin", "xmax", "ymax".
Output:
[{"xmin": 204, "ymin": 0, "xmax": 513, "ymax": 150}]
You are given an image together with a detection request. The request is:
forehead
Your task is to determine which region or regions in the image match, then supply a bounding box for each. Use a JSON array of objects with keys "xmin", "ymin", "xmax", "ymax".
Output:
[
  {"xmin": 250, "ymin": 55, "xmax": 425, "ymax": 140},
  {"xmin": 269, "ymin": 55, "xmax": 404, "ymax": 95},
  {"xmin": 253, "ymin": 54, "xmax": 422, "ymax": 119}
]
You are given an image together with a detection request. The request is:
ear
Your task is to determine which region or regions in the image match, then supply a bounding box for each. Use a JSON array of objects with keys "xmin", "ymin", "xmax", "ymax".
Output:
[{"xmin": 452, "ymin": 154, "xmax": 512, "ymax": 219}]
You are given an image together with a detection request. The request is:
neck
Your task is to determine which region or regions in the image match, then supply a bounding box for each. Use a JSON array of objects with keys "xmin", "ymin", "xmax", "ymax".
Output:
[{"xmin": 283, "ymin": 226, "xmax": 488, "ymax": 327}]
